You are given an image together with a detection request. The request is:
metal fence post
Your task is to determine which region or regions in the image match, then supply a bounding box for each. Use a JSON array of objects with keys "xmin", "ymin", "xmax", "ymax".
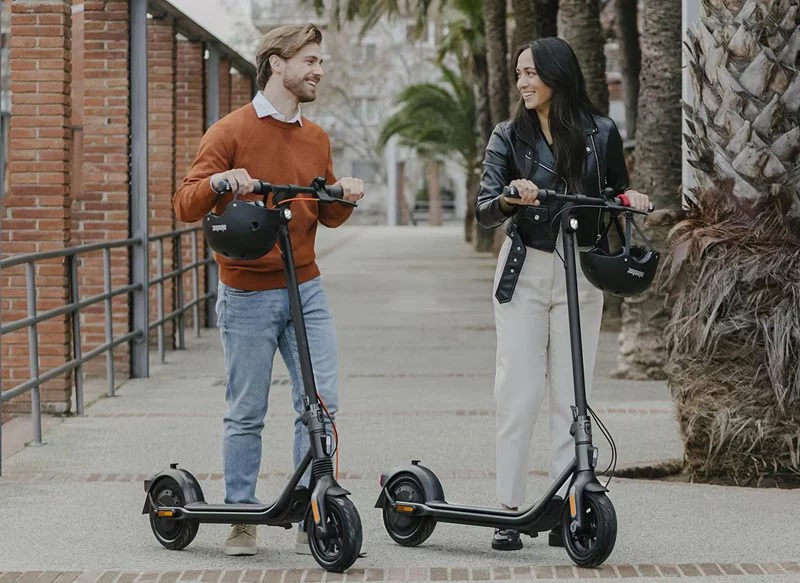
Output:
[
  {"xmin": 68, "ymin": 255, "xmax": 85, "ymax": 415},
  {"xmin": 192, "ymin": 230, "xmax": 200, "ymax": 338},
  {"xmin": 130, "ymin": 0, "xmax": 149, "ymax": 377},
  {"xmin": 157, "ymin": 239, "xmax": 165, "ymax": 363},
  {"xmin": 25, "ymin": 263, "xmax": 43, "ymax": 446},
  {"xmin": 103, "ymin": 249, "xmax": 115, "ymax": 396},
  {"xmin": 175, "ymin": 235, "xmax": 185, "ymax": 349}
]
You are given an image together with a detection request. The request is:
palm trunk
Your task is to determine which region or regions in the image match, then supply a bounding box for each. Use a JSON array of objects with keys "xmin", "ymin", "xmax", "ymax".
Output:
[
  {"xmin": 427, "ymin": 161, "xmax": 442, "ymax": 226},
  {"xmin": 670, "ymin": 0, "xmax": 800, "ymax": 483},
  {"xmin": 614, "ymin": 0, "xmax": 682, "ymax": 380},
  {"xmin": 532, "ymin": 0, "xmax": 558, "ymax": 38},
  {"xmin": 473, "ymin": 51, "xmax": 497, "ymax": 252},
  {"xmin": 483, "ymin": 0, "xmax": 509, "ymax": 126},
  {"xmin": 615, "ymin": 0, "xmax": 640, "ymax": 140},
  {"xmin": 557, "ymin": 0, "xmax": 608, "ymax": 114}
]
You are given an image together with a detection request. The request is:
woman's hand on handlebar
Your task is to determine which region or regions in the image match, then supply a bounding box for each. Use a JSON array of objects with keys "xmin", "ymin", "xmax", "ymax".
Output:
[
  {"xmin": 620, "ymin": 189, "xmax": 651, "ymax": 212},
  {"xmin": 335, "ymin": 177, "xmax": 365, "ymax": 203},
  {"xmin": 504, "ymin": 179, "xmax": 540, "ymax": 206},
  {"xmin": 211, "ymin": 169, "xmax": 257, "ymax": 196}
]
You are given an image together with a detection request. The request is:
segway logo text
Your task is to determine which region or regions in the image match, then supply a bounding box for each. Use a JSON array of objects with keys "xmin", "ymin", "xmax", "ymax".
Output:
[
  {"xmin": 627, "ymin": 267, "xmax": 645, "ymax": 278},
  {"xmin": 212, "ymin": 224, "xmax": 227, "ymax": 232}
]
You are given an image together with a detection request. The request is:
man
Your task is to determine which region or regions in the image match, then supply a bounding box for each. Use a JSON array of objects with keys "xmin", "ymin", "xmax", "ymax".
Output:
[{"xmin": 173, "ymin": 23, "xmax": 364, "ymax": 557}]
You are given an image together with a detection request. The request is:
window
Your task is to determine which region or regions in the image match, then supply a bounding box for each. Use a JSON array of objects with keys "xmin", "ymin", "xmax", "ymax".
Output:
[{"xmin": 356, "ymin": 97, "xmax": 379, "ymax": 125}]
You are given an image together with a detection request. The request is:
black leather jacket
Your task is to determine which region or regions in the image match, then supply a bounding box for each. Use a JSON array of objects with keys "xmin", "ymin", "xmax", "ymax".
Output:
[{"xmin": 476, "ymin": 113, "xmax": 629, "ymax": 251}]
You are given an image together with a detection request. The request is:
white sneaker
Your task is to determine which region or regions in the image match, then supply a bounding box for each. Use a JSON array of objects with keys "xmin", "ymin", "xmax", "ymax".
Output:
[{"xmin": 224, "ymin": 524, "xmax": 257, "ymax": 556}]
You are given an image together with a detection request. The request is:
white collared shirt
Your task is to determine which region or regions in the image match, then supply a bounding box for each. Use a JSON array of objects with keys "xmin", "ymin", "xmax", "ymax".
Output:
[{"xmin": 252, "ymin": 91, "xmax": 303, "ymax": 126}]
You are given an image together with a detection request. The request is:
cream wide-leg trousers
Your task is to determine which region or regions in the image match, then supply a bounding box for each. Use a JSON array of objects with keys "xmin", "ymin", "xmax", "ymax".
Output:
[{"xmin": 493, "ymin": 233, "xmax": 604, "ymax": 509}]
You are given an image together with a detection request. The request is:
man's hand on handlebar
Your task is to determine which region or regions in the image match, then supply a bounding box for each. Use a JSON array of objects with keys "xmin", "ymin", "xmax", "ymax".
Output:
[
  {"xmin": 211, "ymin": 169, "xmax": 257, "ymax": 196},
  {"xmin": 334, "ymin": 177, "xmax": 365, "ymax": 203},
  {"xmin": 504, "ymin": 179, "xmax": 540, "ymax": 206}
]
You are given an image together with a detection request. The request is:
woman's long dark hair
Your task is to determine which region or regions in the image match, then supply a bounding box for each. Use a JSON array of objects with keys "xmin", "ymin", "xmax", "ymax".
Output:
[{"xmin": 511, "ymin": 37, "xmax": 599, "ymax": 192}]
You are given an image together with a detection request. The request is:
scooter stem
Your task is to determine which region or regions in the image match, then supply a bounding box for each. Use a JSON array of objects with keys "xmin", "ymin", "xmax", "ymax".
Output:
[
  {"xmin": 560, "ymin": 211, "xmax": 589, "ymax": 417},
  {"xmin": 277, "ymin": 219, "xmax": 337, "ymax": 535}
]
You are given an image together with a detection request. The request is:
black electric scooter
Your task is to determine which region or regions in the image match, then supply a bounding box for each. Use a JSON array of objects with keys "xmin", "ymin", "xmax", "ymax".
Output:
[
  {"xmin": 375, "ymin": 187, "xmax": 653, "ymax": 568},
  {"xmin": 143, "ymin": 178, "xmax": 362, "ymax": 572}
]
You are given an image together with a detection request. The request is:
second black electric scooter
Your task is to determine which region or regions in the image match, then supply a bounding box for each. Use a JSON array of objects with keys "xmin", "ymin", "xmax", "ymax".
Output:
[
  {"xmin": 375, "ymin": 187, "xmax": 656, "ymax": 568},
  {"xmin": 142, "ymin": 178, "xmax": 363, "ymax": 572}
]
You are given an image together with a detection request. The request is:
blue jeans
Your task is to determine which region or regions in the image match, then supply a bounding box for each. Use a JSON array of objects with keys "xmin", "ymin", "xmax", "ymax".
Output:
[{"xmin": 215, "ymin": 277, "xmax": 339, "ymax": 505}]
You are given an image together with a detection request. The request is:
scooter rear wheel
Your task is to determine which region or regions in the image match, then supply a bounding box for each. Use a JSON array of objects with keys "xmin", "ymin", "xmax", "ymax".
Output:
[
  {"xmin": 382, "ymin": 476, "xmax": 436, "ymax": 546},
  {"xmin": 306, "ymin": 496, "xmax": 363, "ymax": 572},
  {"xmin": 562, "ymin": 492, "xmax": 617, "ymax": 568},
  {"xmin": 149, "ymin": 476, "xmax": 199, "ymax": 550}
]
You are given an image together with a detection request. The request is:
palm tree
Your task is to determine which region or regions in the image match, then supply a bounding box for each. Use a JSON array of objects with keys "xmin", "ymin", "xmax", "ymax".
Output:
[
  {"xmin": 613, "ymin": 0, "xmax": 682, "ymax": 380},
  {"xmin": 435, "ymin": 0, "xmax": 494, "ymax": 249},
  {"xmin": 378, "ymin": 66, "xmax": 479, "ymax": 222},
  {"xmin": 666, "ymin": 0, "xmax": 800, "ymax": 483}
]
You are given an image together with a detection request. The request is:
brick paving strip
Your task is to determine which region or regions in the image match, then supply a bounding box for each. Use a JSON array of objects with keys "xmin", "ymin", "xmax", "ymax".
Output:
[
  {"xmin": 0, "ymin": 469, "xmax": 550, "ymax": 483},
  {"xmin": 1, "ymin": 563, "xmax": 799, "ymax": 582},
  {"xmin": 85, "ymin": 407, "xmax": 674, "ymax": 419}
]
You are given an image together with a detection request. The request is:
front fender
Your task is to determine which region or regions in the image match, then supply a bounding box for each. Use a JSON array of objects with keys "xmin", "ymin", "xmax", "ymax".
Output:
[
  {"xmin": 142, "ymin": 467, "xmax": 205, "ymax": 514},
  {"xmin": 374, "ymin": 462, "xmax": 445, "ymax": 508}
]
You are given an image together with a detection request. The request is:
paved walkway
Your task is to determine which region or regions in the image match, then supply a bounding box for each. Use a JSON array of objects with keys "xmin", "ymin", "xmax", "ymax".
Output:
[{"xmin": 1, "ymin": 225, "xmax": 798, "ymax": 582}]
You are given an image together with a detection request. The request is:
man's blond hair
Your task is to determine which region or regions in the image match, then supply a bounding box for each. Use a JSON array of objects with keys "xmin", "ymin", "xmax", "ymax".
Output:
[{"xmin": 255, "ymin": 24, "xmax": 322, "ymax": 90}]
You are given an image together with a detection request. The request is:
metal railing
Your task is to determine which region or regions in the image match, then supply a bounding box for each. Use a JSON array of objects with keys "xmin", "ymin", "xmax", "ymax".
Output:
[{"xmin": 0, "ymin": 226, "xmax": 214, "ymax": 476}]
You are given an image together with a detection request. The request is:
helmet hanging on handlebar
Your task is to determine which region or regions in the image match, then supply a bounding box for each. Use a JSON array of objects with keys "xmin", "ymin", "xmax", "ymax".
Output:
[
  {"xmin": 579, "ymin": 209, "xmax": 660, "ymax": 297},
  {"xmin": 203, "ymin": 193, "xmax": 282, "ymax": 260}
]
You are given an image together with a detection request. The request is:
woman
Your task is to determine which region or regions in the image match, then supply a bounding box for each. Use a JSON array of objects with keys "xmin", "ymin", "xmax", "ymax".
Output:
[{"xmin": 476, "ymin": 37, "xmax": 650, "ymax": 551}]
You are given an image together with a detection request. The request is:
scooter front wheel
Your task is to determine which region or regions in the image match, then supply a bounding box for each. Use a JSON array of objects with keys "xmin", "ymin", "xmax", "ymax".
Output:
[
  {"xmin": 149, "ymin": 476, "xmax": 199, "ymax": 550},
  {"xmin": 382, "ymin": 476, "xmax": 436, "ymax": 546},
  {"xmin": 562, "ymin": 492, "xmax": 617, "ymax": 568},
  {"xmin": 306, "ymin": 496, "xmax": 363, "ymax": 572}
]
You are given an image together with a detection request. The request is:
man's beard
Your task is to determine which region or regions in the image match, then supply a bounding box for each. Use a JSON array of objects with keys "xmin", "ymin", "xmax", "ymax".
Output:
[{"xmin": 284, "ymin": 74, "xmax": 317, "ymax": 103}]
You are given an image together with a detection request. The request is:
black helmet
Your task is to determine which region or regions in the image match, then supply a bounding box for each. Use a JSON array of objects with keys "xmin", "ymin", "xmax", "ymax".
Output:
[
  {"xmin": 579, "ymin": 214, "xmax": 660, "ymax": 297},
  {"xmin": 203, "ymin": 197, "xmax": 283, "ymax": 260}
]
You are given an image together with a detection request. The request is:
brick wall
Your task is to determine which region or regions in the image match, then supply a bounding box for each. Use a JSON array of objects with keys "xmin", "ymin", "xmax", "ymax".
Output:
[
  {"xmin": 1, "ymin": 0, "xmax": 73, "ymax": 413},
  {"xmin": 231, "ymin": 71, "xmax": 253, "ymax": 110},
  {"xmin": 147, "ymin": 16, "xmax": 176, "ymax": 350},
  {"xmin": 218, "ymin": 58, "xmax": 231, "ymax": 117},
  {"xmin": 174, "ymin": 39, "xmax": 207, "ymax": 329},
  {"xmin": 76, "ymin": 0, "xmax": 129, "ymax": 379}
]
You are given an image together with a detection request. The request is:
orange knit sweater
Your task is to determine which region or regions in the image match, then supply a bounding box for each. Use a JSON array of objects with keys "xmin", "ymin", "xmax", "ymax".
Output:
[{"xmin": 173, "ymin": 104, "xmax": 353, "ymax": 291}]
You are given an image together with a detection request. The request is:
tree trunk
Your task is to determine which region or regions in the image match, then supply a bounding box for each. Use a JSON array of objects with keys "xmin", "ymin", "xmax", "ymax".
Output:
[
  {"xmin": 533, "ymin": 0, "xmax": 558, "ymax": 38},
  {"xmin": 473, "ymin": 51, "xmax": 497, "ymax": 252},
  {"xmin": 558, "ymin": 0, "xmax": 609, "ymax": 115},
  {"xmin": 615, "ymin": 0, "xmax": 640, "ymax": 140},
  {"xmin": 427, "ymin": 161, "xmax": 442, "ymax": 226},
  {"xmin": 483, "ymin": 0, "xmax": 509, "ymax": 126},
  {"xmin": 669, "ymin": 0, "xmax": 800, "ymax": 483},
  {"xmin": 614, "ymin": 0, "xmax": 682, "ymax": 380}
]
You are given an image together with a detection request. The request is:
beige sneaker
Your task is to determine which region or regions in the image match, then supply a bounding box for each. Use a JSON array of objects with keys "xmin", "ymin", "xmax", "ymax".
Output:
[{"xmin": 224, "ymin": 524, "xmax": 257, "ymax": 556}]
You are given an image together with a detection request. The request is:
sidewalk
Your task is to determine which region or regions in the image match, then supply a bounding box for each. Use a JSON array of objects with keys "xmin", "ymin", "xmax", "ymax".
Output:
[{"xmin": 1, "ymin": 225, "xmax": 798, "ymax": 582}]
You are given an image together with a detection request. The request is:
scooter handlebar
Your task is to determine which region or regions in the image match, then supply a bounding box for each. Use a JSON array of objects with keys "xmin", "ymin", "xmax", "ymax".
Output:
[
  {"xmin": 502, "ymin": 185, "xmax": 655, "ymax": 213},
  {"xmin": 216, "ymin": 179, "xmax": 349, "ymax": 205}
]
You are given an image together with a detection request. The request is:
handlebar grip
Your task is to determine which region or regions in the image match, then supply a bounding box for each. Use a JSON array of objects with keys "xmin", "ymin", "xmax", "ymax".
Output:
[
  {"xmin": 325, "ymin": 185, "xmax": 344, "ymax": 199},
  {"xmin": 501, "ymin": 185, "xmax": 557, "ymax": 201},
  {"xmin": 252, "ymin": 181, "xmax": 266, "ymax": 194},
  {"xmin": 614, "ymin": 194, "xmax": 656, "ymax": 213},
  {"xmin": 216, "ymin": 179, "xmax": 232, "ymax": 193}
]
